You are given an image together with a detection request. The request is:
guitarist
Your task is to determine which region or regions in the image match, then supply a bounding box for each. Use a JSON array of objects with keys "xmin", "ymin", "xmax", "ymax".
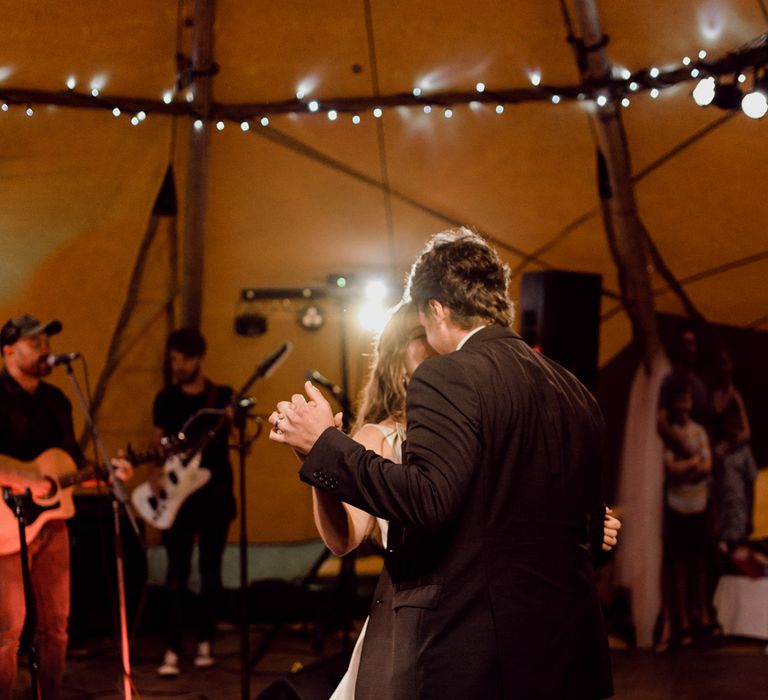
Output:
[
  {"xmin": 151, "ymin": 328, "xmax": 236, "ymax": 678},
  {"xmin": 0, "ymin": 315, "xmax": 128, "ymax": 699}
]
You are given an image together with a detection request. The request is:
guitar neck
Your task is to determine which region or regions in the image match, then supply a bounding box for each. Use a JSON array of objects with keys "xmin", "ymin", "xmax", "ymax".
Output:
[{"xmin": 58, "ymin": 464, "xmax": 106, "ymax": 489}]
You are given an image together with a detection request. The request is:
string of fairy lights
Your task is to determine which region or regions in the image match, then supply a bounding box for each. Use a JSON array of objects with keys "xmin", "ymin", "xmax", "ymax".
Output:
[{"xmin": 1, "ymin": 33, "xmax": 767, "ymax": 128}]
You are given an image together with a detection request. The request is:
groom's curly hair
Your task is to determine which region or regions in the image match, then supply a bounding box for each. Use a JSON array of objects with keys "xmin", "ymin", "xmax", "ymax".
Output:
[{"xmin": 405, "ymin": 227, "xmax": 514, "ymax": 328}]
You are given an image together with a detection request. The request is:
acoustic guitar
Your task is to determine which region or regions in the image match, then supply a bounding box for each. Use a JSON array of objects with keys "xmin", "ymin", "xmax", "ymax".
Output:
[{"xmin": 0, "ymin": 448, "xmax": 106, "ymax": 555}]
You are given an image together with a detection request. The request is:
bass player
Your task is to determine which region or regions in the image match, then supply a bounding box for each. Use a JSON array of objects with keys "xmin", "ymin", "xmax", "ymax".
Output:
[{"xmin": 150, "ymin": 328, "xmax": 237, "ymax": 678}]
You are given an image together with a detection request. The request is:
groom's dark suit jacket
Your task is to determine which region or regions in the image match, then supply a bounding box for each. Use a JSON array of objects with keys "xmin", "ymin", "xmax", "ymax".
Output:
[{"xmin": 301, "ymin": 325, "xmax": 613, "ymax": 699}]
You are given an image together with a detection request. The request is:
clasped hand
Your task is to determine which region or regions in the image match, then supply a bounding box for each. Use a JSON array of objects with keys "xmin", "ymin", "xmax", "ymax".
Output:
[{"xmin": 268, "ymin": 381, "xmax": 342, "ymax": 455}]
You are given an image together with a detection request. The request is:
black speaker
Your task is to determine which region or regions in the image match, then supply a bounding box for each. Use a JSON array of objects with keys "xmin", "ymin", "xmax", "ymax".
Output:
[
  {"xmin": 254, "ymin": 651, "xmax": 351, "ymax": 699},
  {"xmin": 67, "ymin": 494, "xmax": 147, "ymax": 641},
  {"xmin": 519, "ymin": 270, "xmax": 602, "ymax": 390}
]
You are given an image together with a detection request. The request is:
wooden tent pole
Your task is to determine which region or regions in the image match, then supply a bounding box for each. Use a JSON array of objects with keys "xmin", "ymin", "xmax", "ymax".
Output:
[
  {"xmin": 181, "ymin": 0, "xmax": 216, "ymax": 329},
  {"xmin": 570, "ymin": 0, "xmax": 661, "ymax": 370}
]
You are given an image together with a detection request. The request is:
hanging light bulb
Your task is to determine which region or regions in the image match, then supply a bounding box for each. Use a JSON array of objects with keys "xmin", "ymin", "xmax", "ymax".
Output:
[
  {"xmin": 742, "ymin": 75, "xmax": 768, "ymax": 119},
  {"xmin": 475, "ymin": 82, "xmax": 485, "ymax": 93},
  {"xmin": 423, "ymin": 104, "xmax": 432, "ymax": 114},
  {"xmin": 551, "ymin": 95, "xmax": 560, "ymax": 104},
  {"xmin": 260, "ymin": 116, "xmax": 270, "ymax": 127},
  {"xmin": 216, "ymin": 120, "xmax": 225, "ymax": 130},
  {"xmin": 596, "ymin": 94, "xmax": 608, "ymax": 107},
  {"xmin": 66, "ymin": 76, "xmax": 77, "ymax": 90},
  {"xmin": 495, "ymin": 104, "xmax": 504, "ymax": 114},
  {"xmin": 444, "ymin": 108, "xmax": 453, "ymax": 118},
  {"xmin": 692, "ymin": 76, "xmax": 716, "ymax": 106},
  {"xmin": 193, "ymin": 119, "xmax": 204, "ymax": 130},
  {"xmin": 373, "ymin": 107, "xmax": 383, "ymax": 118},
  {"xmin": 741, "ymin": 90, "xmax": 768, "ymax": 118},
  {"xmin": 240, "ymin": 121, "xmax": 250, "ymax": 131},
  {"xmin": 412, "ymin": 87, "xmax": 422, "ymax": 97},
  {"xmin": 352, "ymin": 114, "xmax": 361, "ymax": 124},
  {"xmin": 25, "ymin": 106, "xmax": 34, "ymax": 117}
]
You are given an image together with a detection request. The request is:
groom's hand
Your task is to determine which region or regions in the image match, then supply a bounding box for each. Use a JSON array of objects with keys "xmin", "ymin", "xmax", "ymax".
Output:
[{"xmin": 269, "ymin": 382, "xmax": 338, "ymax": 454}]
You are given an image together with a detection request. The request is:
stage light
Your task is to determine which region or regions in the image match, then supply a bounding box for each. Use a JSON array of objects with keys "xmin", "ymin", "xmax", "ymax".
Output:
[
  {"xmin": 235, "ymin": 312, "xmax": 267, "ymax": 336},
  {"xmin": 692, "ymin": 76, "xmax": 716, "ymax": 106},
  {"xmin": 364, "ymin": 279, "xmax": 388, "ymax": 302},
  {"xmin": 298, "ymin": 304, "xmax": 324, "ymax": 331},
  {"xmin": 357, "ymin": 302, "xmax": 389, "ymax": 333},
  {"xmin": 742, "ymin": 86, "xmax": 768, "ymax": 119}
]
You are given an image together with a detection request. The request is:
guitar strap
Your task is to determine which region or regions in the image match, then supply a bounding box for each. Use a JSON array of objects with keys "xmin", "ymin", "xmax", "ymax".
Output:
[{"xmin": 204, "ymin": 380, "xmax": 219, "ymax": 409}]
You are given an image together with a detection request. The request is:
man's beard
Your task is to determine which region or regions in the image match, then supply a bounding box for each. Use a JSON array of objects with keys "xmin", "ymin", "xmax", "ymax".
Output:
[
  {"xmin": 175, "ymin": 365, "xmax": 200, "ymax": 386},
  {"xmin": 30, "ymin": 356, "xmax": 52, "ymax": 378}
]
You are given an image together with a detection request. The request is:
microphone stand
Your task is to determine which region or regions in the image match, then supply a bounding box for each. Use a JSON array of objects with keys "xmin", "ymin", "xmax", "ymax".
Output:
[
  {"xmin": 225, "ymin": 342, "xmax": 291, "ymax": 700},
  {"xmin": 2, "ymin": 487, "xmax": 42, "ymax": 699},
  {"xmin": 62, "ymin": 359, "xmax": 142, "ymax": 700}
]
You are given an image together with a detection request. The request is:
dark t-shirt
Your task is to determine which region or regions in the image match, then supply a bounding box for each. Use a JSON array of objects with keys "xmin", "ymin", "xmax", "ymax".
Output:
[
  {"xmin": 0, "ymin": 367, "xmax": 85, "ymax": 468},
  {"xmin": 152, "ymin": 380, "xmax": 233, "ymax": 488}
]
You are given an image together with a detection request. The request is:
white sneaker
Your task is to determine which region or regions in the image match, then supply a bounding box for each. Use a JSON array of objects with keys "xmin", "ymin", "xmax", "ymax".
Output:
[
  {"xmin": 157, "ymin": 649, "xmax": 180, "ymax": 677},
  {"xmin": 194, "ymin": 640, "xmax": 215, "ymax": 669}
]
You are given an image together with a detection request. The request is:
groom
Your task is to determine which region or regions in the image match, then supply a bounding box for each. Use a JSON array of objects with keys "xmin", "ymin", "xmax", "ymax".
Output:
[{"xmin": 270, "ymin": 228, "xmax": 613, "ymax": 699}]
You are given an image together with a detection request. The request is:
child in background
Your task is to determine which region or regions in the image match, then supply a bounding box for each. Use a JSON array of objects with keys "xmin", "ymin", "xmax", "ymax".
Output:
[{"xmin": 657, "ymin": 378, "xmax": 715, "ymax": 651}]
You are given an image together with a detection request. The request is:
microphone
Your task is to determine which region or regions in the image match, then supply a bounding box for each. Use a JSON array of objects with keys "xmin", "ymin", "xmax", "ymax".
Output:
[
  {"xmin": 45, "ymin": 352, "xmax": 81, "ymax": 367},
  {"xmin": 306, "ymin": 369, "xmax": 343, "ymax": 400},
  {"xmin": 254, "ymin": 341, "xmax": 293, "ymax": 380}
]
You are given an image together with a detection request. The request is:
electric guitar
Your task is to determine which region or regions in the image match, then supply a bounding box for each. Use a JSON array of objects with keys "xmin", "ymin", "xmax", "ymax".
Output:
[
  {"xmin": 129, "ymin": 409, "xmax": 230, "ymax": 530},
  {"xmin": 129, "ymin": 445, "xmax": 209, "ymax": 530},
  {"xmin": 0, "ymin": 448, "xmax": 107, "ymax": 555}
]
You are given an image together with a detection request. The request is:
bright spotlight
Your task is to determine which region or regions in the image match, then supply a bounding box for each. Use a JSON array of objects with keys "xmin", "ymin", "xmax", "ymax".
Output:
[
  {"xmin": 364, "ymin": 279, "xmax": 388, "ymax": 302},
  {"xmin": 357, "ymin": 302, "xmax": 389, "ymax": 333}
]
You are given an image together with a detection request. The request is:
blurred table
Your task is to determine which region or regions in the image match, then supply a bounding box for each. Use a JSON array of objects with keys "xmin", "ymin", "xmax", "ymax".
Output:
[{"xmin": 713, "ymin": 575, "xmax": 768, "ymax": 640}]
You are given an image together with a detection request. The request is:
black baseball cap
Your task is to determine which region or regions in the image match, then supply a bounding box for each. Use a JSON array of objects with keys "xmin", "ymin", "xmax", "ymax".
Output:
[{"xmin": 0, "ymin": 315, "xmax": 62, "ymax": 350}]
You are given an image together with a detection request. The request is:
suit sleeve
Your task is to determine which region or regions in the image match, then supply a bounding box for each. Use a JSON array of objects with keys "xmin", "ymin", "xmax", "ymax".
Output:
[{"xmin": 300, "ymin": 356, "xmax": 481, "ymax": 533}]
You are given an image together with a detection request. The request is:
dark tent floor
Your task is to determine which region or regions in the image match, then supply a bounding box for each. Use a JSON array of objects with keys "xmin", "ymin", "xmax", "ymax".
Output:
[{"xmin": 25, "ymin": 628, "xmax": 768, "ymax": 699}]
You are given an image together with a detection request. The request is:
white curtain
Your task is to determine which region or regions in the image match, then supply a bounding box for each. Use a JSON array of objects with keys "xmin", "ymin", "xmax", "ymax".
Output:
[{"xmin": 616, "ymin": 350, "xmax": 670, "ymax": 648}]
